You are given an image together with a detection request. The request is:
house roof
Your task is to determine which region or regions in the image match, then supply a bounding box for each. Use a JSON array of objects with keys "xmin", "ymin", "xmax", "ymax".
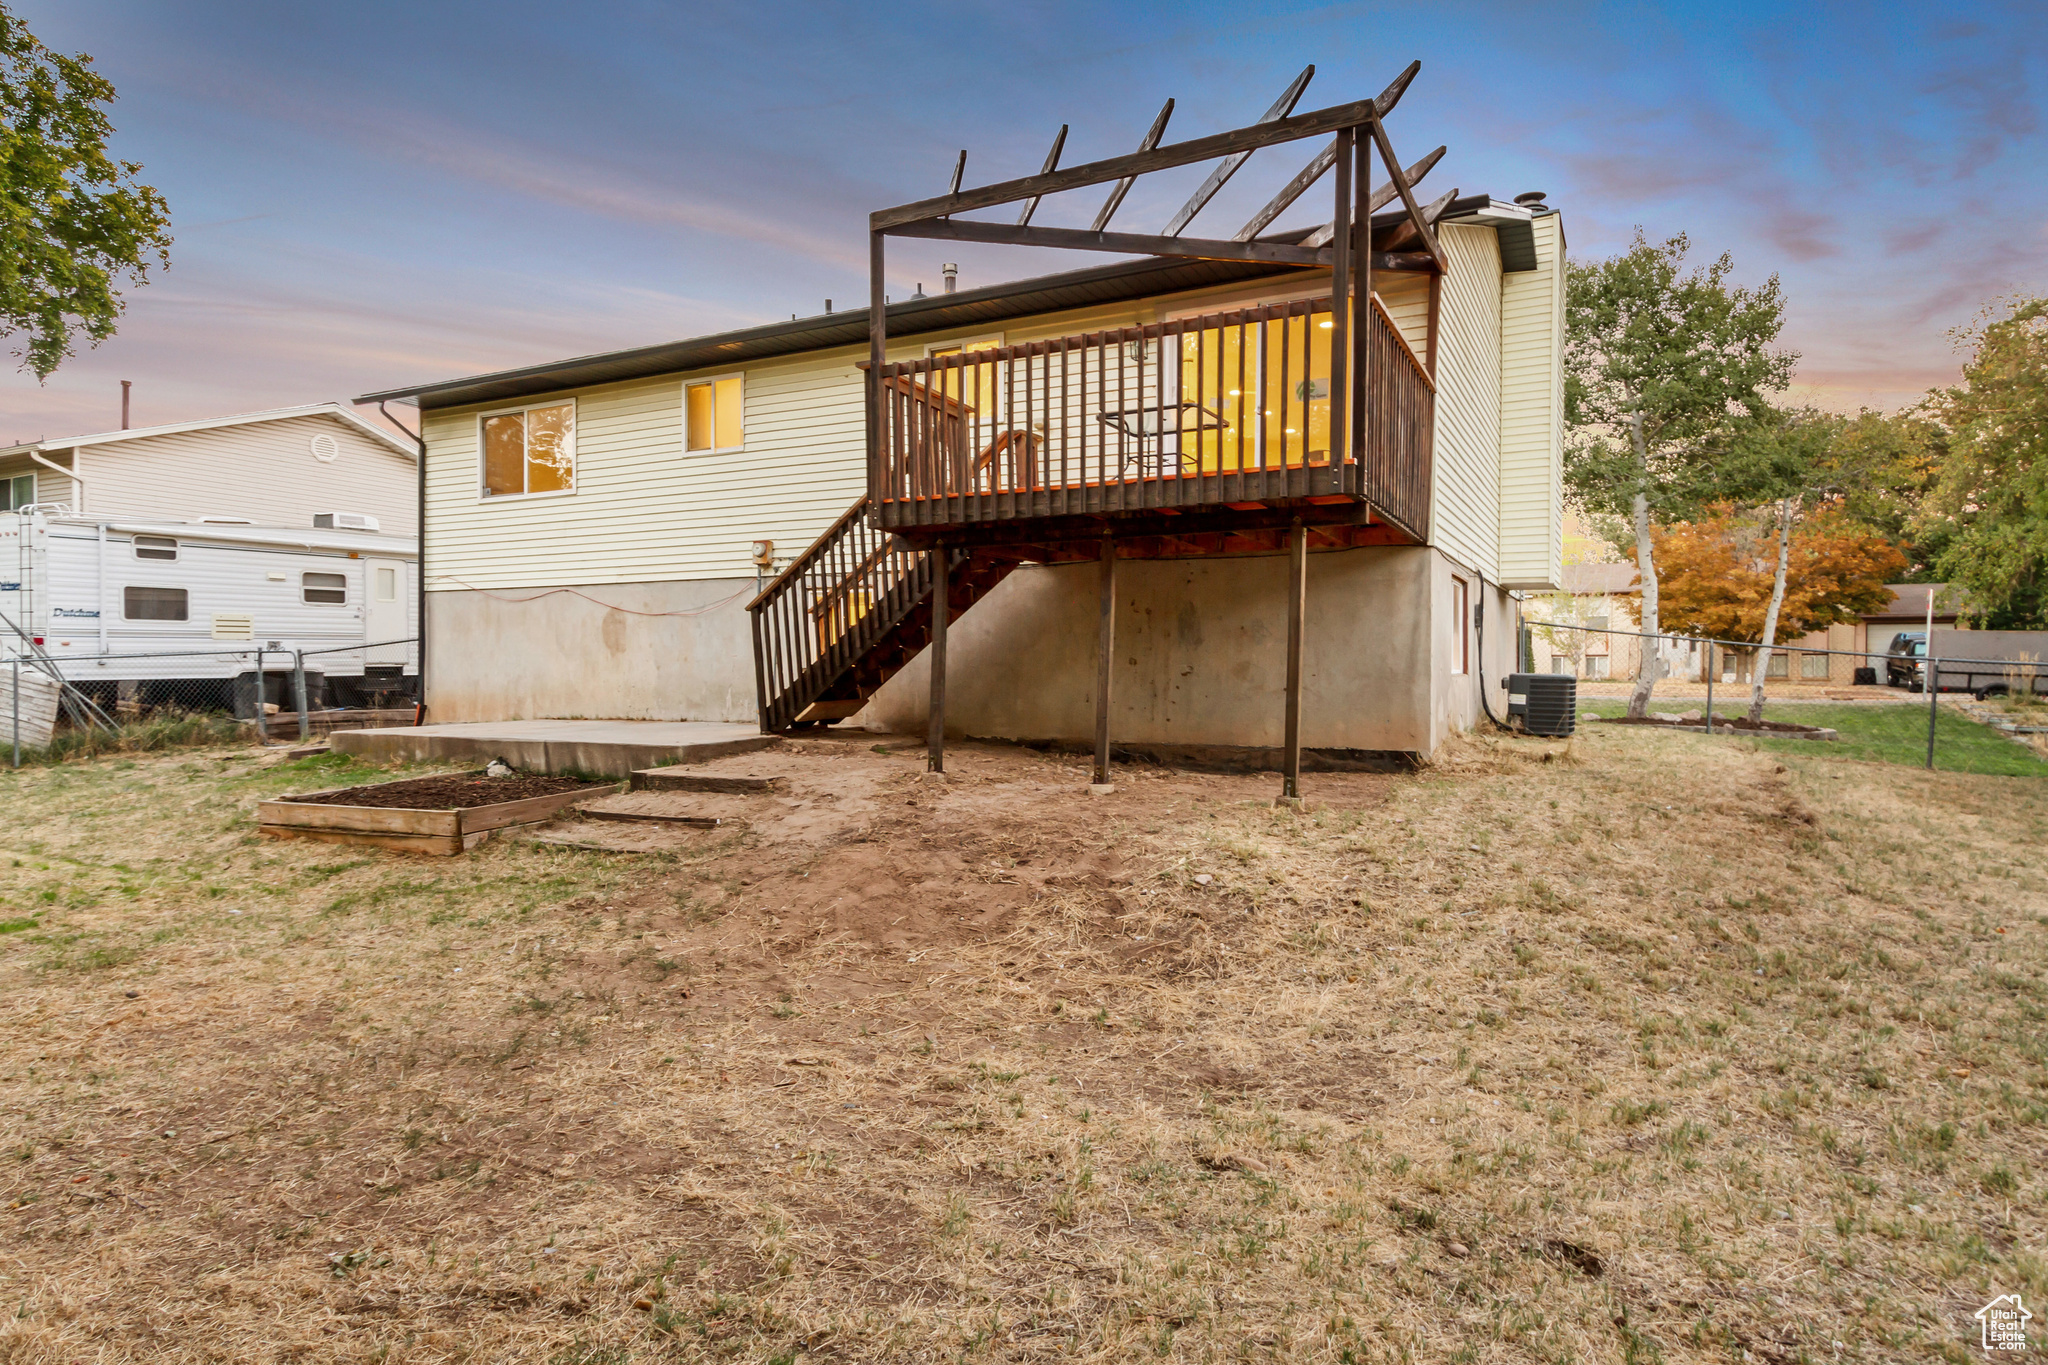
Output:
[
  {"xmin": 1870, "ymin": 583, "xmax": 1953, "ymax": 619},
  {"xmin": 0, "ymin": 402, "xmax": 415, "ymax": 461},
  {"xmin": 1558, "ymin": 561, "xmax": 1639, "ymax": 595},
  {"xmin": 356, "ymin": 253, "xmax": 1309, "ymax": 412}
]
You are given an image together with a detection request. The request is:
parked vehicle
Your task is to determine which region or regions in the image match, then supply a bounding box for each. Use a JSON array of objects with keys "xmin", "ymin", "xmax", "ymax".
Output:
[
  {"xmin": 1884, "ymin": 628, "xmax": 2048, "ymax": 699},
  {"xmin": 2, "ymin": 509, "xmax": 417, "ymax": 714}
]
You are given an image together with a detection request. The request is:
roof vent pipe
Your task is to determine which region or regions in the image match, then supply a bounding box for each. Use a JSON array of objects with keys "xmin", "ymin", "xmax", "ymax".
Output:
[
  {"xmin": 942, "ymin": 263, "xmax": 958, "ymax": 294},
  {"xmin": 120, "ymin": 380, "xmax": 131, "ymax": 430},
  {"xmin": 825, "ymin": 299, "xmax": 832, "ymax": 313}
]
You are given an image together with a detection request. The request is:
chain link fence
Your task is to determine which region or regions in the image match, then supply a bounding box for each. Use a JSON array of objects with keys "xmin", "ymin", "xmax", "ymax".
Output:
[
  {"xmin": 1523, "ymin": 620, "xmax": 2047, "ymax": 773},
  {"xmin": 5, "ymin": 638, "xmax": 418, "ymax": 767}
]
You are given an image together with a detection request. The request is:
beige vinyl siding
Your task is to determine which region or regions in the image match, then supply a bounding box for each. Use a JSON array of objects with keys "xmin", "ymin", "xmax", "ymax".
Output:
[
  {"xmin": 1372, "ymin": 272, "xmax": 1431, "ymax": 355},
  {"xmin": 1428, "ymin": 223, "xmax": 1502, "ymax": 577},
  {"xmin": 1496, "ymin": 213, "xmax": 1565, "ymax": 589},
  {"xmin": 32, "ymin": 415, "xmax": 416, "ymax": 531},
  {"xmin": 422, "ymin": 274, "xmax": 1365, "ymax": 593}
]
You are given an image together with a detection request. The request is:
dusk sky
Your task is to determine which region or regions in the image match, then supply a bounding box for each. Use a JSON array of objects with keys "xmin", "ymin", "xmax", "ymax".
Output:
[{"xmin": 2, "ymin": 0, "xmax": 2042, "ymax": 442}]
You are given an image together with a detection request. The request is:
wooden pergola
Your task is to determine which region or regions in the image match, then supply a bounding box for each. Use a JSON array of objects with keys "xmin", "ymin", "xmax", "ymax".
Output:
[{"xmin": 862, "ymin": 62, "xmax": 1449, "ymax": 799}]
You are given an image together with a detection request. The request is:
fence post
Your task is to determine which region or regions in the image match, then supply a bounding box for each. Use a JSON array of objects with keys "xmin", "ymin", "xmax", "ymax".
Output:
[
  {"xmin": 1925, "ymin": 657, "xmax": 1939, "ymax": 771},
  {"xmin": 11, "ymin": 659, "xmax": 18, "ymax": 768},
  {"xmin": 293, "ymin": 651, "xmax": 311, "ymax": 742},
  {"xmin": 254, "ymin": 649, "xmax": 268, "ymax": 745},
  {"xmin": 1705, "ymin": 646, "xmax": 1714, "ymax": 735}
]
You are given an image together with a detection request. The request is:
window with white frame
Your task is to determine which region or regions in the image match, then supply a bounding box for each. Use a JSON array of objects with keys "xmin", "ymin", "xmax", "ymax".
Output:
[
  {"xmin": 683, "ymin": 376, "xmax": 743, "ymax": 452},
  {"xmin": 302, "ymin": 571, "xmax": 347, "ymax": 605},
  {"xmin": 3, "ymin": 472, "xmax": 31, "ymax": 510},
  {"xmin": 479, "ymin": 401, "xmax": 574, "ymax": 498},
  {"xmin": 1800, "ymin": 651, "xmax": 1830, "ymax": 679},
  {"xmin": 133, "ymin": 535, "xmax": 178, "ymax": 561}
]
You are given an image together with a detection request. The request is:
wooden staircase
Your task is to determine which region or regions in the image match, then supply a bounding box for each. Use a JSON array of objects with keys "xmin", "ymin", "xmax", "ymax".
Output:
[{"xmin": 748, "ymin": 496, "xmax": 1018, "ymax": 733}]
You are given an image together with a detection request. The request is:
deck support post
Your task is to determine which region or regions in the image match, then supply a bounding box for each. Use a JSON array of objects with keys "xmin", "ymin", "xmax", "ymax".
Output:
[
  {"xmin": 1093, "ymin": 534, "xmax": 1116, "ymax": 789},
  {"xmin": 1327, "ymin": 126, "xmax": 1352, "ymax": 493},
  {"xmin": 1281, "ymin": 519, "xmax": 1307, "ymax": 802},
  {"xmin": 928, "ymin": 544, "xmax": 949, "ymax": 774}
]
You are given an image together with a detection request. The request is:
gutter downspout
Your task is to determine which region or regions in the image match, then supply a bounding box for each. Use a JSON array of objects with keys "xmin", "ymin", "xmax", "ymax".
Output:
[
  {"xmin": 26, "ymin": 449, "xmax": 83, "ymax": 513},
  {"xmin": 379, "ymin": 401, "xmax": 427, "ymax": 725}
]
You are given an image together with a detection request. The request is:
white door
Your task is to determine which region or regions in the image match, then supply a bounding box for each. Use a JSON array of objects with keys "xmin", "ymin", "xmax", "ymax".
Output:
[{"xmin": 364, "ymin": 559, "xmax": 407, "ymax": 664}]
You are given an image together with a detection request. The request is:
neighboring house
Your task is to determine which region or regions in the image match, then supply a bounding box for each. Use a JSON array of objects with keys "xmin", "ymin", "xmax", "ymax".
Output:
[
  {"xmin": 0, "ymin": 403, "xmax": 418, "ymax": 532},
  {"xmin": 361, "ymin": 76, "xmax": 1567, "ymax": 764},
  {"xmin": 1526, "ymin": 561, "xmax": 1700, "ymax": 682}
]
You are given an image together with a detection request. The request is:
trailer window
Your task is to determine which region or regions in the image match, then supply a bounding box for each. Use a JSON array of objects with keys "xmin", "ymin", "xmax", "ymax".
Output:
[
  {"xmin": 375, "ymin": 566, "xmax": 397, "ymax": 601},
  {"xmin": 480, "ymin": 400, "xmax": 574, "ymax": 497},
  {"xmin": 124, "ymin": 586, "xmax": 188, "ymax": 621},
  {"xmin": 133, "ymin": 535, "xmax": 178, "ymax": 561},
  {"xmin": 302, "ymin": 572, "xmax": 348, "ymax": 604}
]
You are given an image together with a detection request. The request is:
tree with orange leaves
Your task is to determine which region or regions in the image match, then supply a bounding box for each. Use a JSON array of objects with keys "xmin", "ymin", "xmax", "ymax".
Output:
[{"xmin": 1654, "ymin": 505, "xmax": 1905, "ymax": 691}]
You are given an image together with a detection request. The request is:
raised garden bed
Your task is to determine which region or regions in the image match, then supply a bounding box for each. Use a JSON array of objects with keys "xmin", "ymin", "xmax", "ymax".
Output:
[
  {"xmin": 1588, "ymin": 714, "xmax": 1836, "ymax": 740},
  {"xmin": 257, "ymin": 771, "xmax": 621, "ymax": 854}
]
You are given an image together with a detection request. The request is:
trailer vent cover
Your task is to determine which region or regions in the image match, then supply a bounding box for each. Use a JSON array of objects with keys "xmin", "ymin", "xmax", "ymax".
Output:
[
  {"xmin": 1505, "ymin": 672, "xmax": 1577, "ymax": 737},
  {"xmin": 211, "ymin": 613, "xmax": 254, "ymax": 641}
]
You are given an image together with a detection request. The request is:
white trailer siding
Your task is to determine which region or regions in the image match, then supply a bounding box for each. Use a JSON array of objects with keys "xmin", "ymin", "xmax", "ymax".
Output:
[{"xmin": 1, "ymin": 515, "xmax": 417, "ymax": 681}]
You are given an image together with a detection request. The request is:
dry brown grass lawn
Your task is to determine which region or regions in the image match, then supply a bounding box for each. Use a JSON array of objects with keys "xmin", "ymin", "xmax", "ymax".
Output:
[{"xmin": 0, "ymin": 725, "xmax": 2042, "ymax": 1364}]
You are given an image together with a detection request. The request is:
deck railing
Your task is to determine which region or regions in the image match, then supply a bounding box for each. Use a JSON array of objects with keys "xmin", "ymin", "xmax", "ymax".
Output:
[
  {"xmin": 871, "ymin": 293, "xmax": 1432, "ymax": 538},
  {"xmin": 748, "ymin": 495, "xmax": 936, "ymax": 732}
]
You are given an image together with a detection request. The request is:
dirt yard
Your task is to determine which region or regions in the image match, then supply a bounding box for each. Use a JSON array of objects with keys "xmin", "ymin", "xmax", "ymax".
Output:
[{"xmin": 0, "ymin": 724, "xmax": 2042, "ymax": 1363}]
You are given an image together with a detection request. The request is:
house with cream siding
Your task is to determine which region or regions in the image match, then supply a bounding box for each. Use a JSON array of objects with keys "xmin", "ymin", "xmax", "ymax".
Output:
[
  {"xmin": 363, "ymin": 78, "xmax": 1567, "ymax": 768},
  {"xmin": 0, "ymin": 403, "xmax": 418, "ymax": 532},
  {"xmin": 368, "ymin": 218, "xmax": 1556, "ymax": 765}
]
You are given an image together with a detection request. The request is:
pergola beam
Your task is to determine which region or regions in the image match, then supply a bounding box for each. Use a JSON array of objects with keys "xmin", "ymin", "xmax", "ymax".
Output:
[
  {"xmin": 873, "ymin": 96, "xmax": 1381, "ymax": 232},
  {"xmin": 888, "ymin": 216, "xmax": 1331, "ymax": 266},
  {"xmin": 1091, "ymin": 98, "xmax": 1174, "ymax": 231},
  {"xmin": 1162, "ymin": 65, "xmax": 1314, "ymax": 238}
]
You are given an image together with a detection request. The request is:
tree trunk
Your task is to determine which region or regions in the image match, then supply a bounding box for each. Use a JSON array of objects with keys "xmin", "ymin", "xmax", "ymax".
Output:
[
  {"xmin": 1748, "ymin": 497, "xmax": 1796, "ymax": 723},
  {"xmin": 1625, "ymin": 413, "xmax": 1659, "ymax": 720}
]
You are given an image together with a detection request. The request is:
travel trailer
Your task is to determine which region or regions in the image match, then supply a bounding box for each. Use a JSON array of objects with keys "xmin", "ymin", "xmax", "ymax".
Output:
[{"xmin": 2, "ymin": 510, "xmax": 418, "ymax": 714}]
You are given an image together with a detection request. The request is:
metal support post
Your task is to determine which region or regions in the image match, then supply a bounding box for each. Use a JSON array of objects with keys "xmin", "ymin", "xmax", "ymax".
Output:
[
  {"xmin": 11, "ymin": 659, "xmax": 18, "ymax": 767},
  {"xmin": 292, "ymin": 651, "xmax": 311, "ymax": 741},
  {"xmin": 253, "ymin": 649, "xmax": 268, "ymax": 745},
  {"xmin": 1093, "ymin": 534, "xmax": 1116, "ymax": 789},
  {"xmin": 1925, "ymin": 658, "xmax": 1939, "ymax": 770},
  {"xmin": 1281, "ymin": 519, "xmax": 1307, "ymax": 802},
  {"xmin": 928, "ymin": 545, "xmax": 949, "ymax": 774}
]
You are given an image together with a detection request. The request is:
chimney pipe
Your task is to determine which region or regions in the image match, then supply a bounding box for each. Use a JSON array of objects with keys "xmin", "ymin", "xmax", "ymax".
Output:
[
  {"xmin": 120, "ymin": 380, "xmax": 131, "ymax": 430},
  {"xmin": 942, "ymin": 263, "xmax": 958, "ymax": 294}
]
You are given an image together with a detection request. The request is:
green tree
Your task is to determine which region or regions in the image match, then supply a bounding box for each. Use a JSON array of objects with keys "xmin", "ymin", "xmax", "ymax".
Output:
[
  {"xmin": 0, "ymin": 5, "xmax": 171, "ymax": 378},
  {"xmin": 1918, "ymin": 297, "xmax": 2048, "ymax": 629},
  {"xmin": 1564, "ymin": 230, "xmax": 1796, "ymax": 717}
]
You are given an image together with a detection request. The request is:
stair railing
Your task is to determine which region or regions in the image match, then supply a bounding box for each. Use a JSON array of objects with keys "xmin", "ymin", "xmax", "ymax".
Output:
[{"xmin": 748, "ymin": 495, "xmax": 933, "ymax": 731}]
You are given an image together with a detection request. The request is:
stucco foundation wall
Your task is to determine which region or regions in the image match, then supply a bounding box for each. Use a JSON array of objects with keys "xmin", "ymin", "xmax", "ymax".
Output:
[
  {"xmin": 861, "ymin": 546, "xmax": 1479, "ymax": 756},
  {"xmin": 424, "ymin": 579, "xmax": 756, "ymax": 723}
]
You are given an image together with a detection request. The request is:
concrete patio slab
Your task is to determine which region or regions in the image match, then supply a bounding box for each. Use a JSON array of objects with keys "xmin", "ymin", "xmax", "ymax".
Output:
[{"xmin": 330, "ymin": 720, "xmax": 779, "ymax": 778}]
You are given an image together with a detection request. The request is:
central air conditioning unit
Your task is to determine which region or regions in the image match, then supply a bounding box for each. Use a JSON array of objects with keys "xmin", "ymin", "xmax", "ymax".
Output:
[
  {"xmin": 313, "ymin": 512, "xmax": 380, "ymax": 531},
  {"xmin": 1505, "ymin": 673, "xmax": 1577, "ymax": 737}
]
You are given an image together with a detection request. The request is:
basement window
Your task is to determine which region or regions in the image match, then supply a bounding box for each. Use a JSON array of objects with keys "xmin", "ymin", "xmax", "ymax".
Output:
[
  {"xmin": 479, "ymin": 400, "xmax": 575, "ymax": 498},
  {"xmin": 1450, "ymin": 577, "xmax": 1470, "ymax": 675},
  {"xmin": 302, "ymin": 572, "xmax": 348, "ymax": 605},
  {"xmin": 124, "ymin": 586, "xmax": 188, "ymax": 621},
  {"xmin": 684, "ymin": 375, "xmax": 744, "ymax": 452},
  {"xmin": 133, "ymin": 535, "xmax": 178, "ymax": 561}
]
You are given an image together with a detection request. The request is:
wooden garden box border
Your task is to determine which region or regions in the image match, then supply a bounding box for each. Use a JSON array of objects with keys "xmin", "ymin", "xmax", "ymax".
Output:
[{"xmin": 257, "ymin": 770, "xmax": 624, "ymax": 855}]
